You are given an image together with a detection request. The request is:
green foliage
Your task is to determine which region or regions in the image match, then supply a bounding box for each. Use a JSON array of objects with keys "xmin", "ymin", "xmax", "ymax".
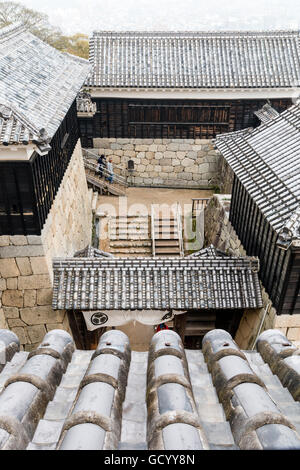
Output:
[{"xmin": 0, "ymin": 1, "xmax": 89, "ymax": 59}]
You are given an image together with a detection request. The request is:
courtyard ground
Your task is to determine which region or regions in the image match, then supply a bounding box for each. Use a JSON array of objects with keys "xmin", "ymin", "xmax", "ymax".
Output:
[{"xmin": 98, "ymin": 186, "xmax": 214, "ymax": 350}]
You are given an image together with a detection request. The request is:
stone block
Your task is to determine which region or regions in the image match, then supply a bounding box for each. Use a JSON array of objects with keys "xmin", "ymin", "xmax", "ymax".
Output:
[
  {"xmin": 145, "ymin": 152, "xmax": 155, "ymax": 159},
  {"xmin": 287, "ymin": 327, "xmax": 300, "ymax": 341},
  {"xmin": 147, "ymin": 144, "xmax": 158, "ymax": 152},
  {"xmin": 46, "ymin": 323, "xmax": 64, "ymax": 332},
  {"xmin": 2, "ymin": 290, "xmax": 23, "ymax": 308},
  {"xmin": 24, "ymin": 290, "xmax": 37, "ymax": 308},
  {"xmin": 160, "ymin": 159, "xmax": 172, "ymax": 166},
  {"xmin": 0, "ymin": 236, "xmax": 10, "ymax": 247},
  {"xmin": 161, "ymin": 166, "xmax": 173, "ymax": 173},
  {"xmin": 10, "ymin": 236, "xmax": 28, "ymax": 246},
  {"xmin": 0, "ymin": 309, "xmax": 7, "ymax": 329},
  {"xmin": 11, "ymin": 327, "xmax": 28, "ymax": 345},
  {"xmin": 37, "ymin": 289, "xmax": 52, "ymax": 306},
  {"xmin": 24, "ymin": 342, "xmax": 40, "ymax": 352},
  {"xmin": 164, "ymin": 151, "xmax": 176, "ymax": 159},
  {"xmin": 182, "ymin": 157, "xmax": 194, "ymax": 167},
  {"xmin": 178, "ymin": 144, "xmax": 192, "ymax": 151},
  {"xmin": 135, "ymin": 145, "xmax": 148, "ymax": 152},
  {"xmin": 7, "ymin": 318, "xmax": 27, "ymax": 328},
  {"xmin": 186, "ymin": 151, "xmax": 198, "ymax": 160},
  {"xmin": 30, "ymin": 257, "xmax": 49, "ymax": 275},
  {"xmin": 0, "ymin": 259, "xmax": 20, "ymax": 278},
  {"xmin": 20, "ymin": 306, "xmax": 64, "ymax": 325},
  {"xmin": 0, "ymin": 278, "xmax": 6, "ymax": 290},
  {"xmin": 124, "ymin": 150, "xmax": 136, "ymax": 158},
  {"xmin": 6, "ymin": 278, "xmax": 18, "ymax": 290},
  {"xmin": 0, "ymin": 245, "xmax": 44, "ymax": 259},
  {"xmin": 110, "ymin": 143, "xmax": 122, "ymax": 150},
  {"xmin": 27, "ymin": 235, "xmax": 42, "ymax": 245},
  {"xmin": 166, "ymin": 143, "xmax": 179, "ymax": 151},
  {"xmin": 16, "ymin": 257, "xmax": 33, "ymax": 276},
  {"xmin": 27, "ymin": 324, "xmax": 47, "ymax": 344},
  {"xmin": 3, "ymin": 307, "xmax": 19, "ymax": 319},
  {"xmin": 18, "ymin": 274, "xmax": 51, "ymax": 291}
]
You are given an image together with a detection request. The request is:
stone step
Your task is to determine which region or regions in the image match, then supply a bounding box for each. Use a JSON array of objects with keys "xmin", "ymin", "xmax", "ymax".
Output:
[
  {"xmin": 110, "ymin": 226, "xmax": 149, "ymax": 230},
  {"xmin": 155, "ymin": 246, "xmax": 181, "ymax": 254},
  {"xmin": 154, "ymin": 218, "xmax": 176, "ymax": 222},
  {"xmin": 112, "ymin": 216, "xmax": 149, "ymax": 220},
  {"xmin": 155, "ymin": 240, "xmax": 180, "ymax": 247},
  {"xmin": 155, "ymin": 221, "xmax": 177, "ymax": 227},
  {"xmin": 110, "ymin": 247, "xmax": 153, "ymax": 254},
  {"xmin": 109, "ymin": 229, "xmax": 149, "ymax": 235},
  {"xmin": 110, "ymin": 240, "xmax": 152, "ymax": 248},
  {"xmin": 154, "ymin": 230, "xmax": 178, "ymax": 236},
  {"xmin": 110, "ymin": 235, "xmax": 150, "ymax": 241}
]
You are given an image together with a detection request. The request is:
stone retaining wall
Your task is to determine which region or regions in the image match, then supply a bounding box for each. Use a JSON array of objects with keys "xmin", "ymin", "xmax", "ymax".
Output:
[
  {"xmin": 0, "ymin": 141, "xmax": 93, "ymax": 350},
  {"xmin": 204, "ymin": 194, "xmax": 300, "ymax": 349},
  {"xmin": 93, "ymin": 138, "xmax": 220, "ymax": 188}
]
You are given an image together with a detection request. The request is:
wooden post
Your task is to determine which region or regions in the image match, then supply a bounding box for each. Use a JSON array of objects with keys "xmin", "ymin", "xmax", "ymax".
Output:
[{"xmin": 174, "ymin": 312, "xmax": 188, "ymax": 343}]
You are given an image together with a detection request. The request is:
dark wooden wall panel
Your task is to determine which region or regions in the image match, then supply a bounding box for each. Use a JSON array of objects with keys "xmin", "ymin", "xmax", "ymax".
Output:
[
  {"xmin": 84, "ymin": 97, "xmax": 292, "ymax": 141},
  {"xmin": 229, "ymin": 176, "xmax": 300, "ymax": 315},
  {"xmin": 0, "ymin": 100, "xmax": 79, "ymax": 236}
]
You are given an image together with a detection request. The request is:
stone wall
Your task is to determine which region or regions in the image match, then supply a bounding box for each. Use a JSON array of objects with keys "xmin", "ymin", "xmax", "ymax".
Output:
[
  {"xmin": 204, "ymin": 194, "xmax": 300, "ymax": 349},
  {"xmin": 41, "ymin": 140, "xmax": 93, "ymax": 280},
  {"xmin": 0, "ymin": 140, "xmax": 93, "ymax": 350},
  {"xmin": 218, "ymin": 156, "xmax": 234, "ymax": 194},
  {"xmin": 93, "ymin": 138, "xmax": 220, "ymax": 188}
]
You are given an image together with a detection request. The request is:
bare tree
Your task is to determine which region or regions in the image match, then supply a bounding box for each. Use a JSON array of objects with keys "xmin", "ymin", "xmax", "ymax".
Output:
[{"xmin": 0, "ymin": 1, "xmax": 89, "ymax": 58}]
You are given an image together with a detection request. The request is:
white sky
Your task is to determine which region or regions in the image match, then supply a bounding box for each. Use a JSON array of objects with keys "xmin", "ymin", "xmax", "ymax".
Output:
[{"xmin": 15, "ymin": 0, "xmax": 300, "ymax": 35}]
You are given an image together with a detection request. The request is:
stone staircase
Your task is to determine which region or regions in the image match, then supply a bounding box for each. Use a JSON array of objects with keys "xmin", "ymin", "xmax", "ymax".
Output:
[
  {"xmin": 152, "ymin": 214, "xmax": 182, "ymax": 257},
  {"xmin": 85, "ymin": 165, "xmax": 126, "ymax": 197},
  {"xmin": 108, "ymin": 215, "xmax": 152, "ymax": 257}
]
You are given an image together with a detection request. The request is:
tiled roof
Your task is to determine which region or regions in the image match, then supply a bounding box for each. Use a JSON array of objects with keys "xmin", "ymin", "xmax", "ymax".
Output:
[
  {"xmin": 52, "ymin": 251, "xmax": 262, "ymax": 311},
  {"xmin": 214, "ymin": 104, "xmax": 300, "ymax": 248},
  {"xmin": 254, "ymin": 103, "xmax": 280, "ymax": 124},
  {"xmin": 87, "ymin": 30, "xmax": 300, "ymax": 89},
  {"xmin": 0, "ymin": 23, "xmax": 90, "ymax": 152},
  {"xmin": 0, "ymin": 328, "xmax": 299, "ymax": 450}
]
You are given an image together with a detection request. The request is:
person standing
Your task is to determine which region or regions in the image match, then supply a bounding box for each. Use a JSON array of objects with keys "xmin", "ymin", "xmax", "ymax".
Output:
[
  {"xmin": 107, "ymin": 158, "xmax": 114, "ymax": 183},
  {"xmin": 97, "ymin": 154, "xmax": 106, "ymax": 178}
]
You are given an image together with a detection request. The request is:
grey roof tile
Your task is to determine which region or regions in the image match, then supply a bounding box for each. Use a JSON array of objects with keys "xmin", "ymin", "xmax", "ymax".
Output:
[
  {"xmin": 214, "ymin": 105, "xmax": 300, "ymax": 246},
  {"xmin": 52, "ymin": 251, "xmax": 263, "ymax": 311},
  {"xmin": 88, "ymin": 30, "xmax": 300, "ymax": 89},
  {"xmin": 254, "ymin": 103, "xmax": 280, "ymax": 124},
  {"xmin": 0, "ymin": 327, "xmax": 299, "ymax": 450},
  {"xmin": 0, "ymin": 23, "xmax": 90, "ymax": 150}
]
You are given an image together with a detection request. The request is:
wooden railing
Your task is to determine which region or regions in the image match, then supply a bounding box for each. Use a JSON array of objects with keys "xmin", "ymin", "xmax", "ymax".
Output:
[
  {"xmin": 83, "ymin": 148, "xmax": 127, "ymax": 180},
  {"xmin": 83, "ymin": 155, "xmax": 128, "ymax": 188},
  {"xmin": 176, "ymin": 202, "xmax": 184, "ymax": 257},
  {"xmin": 151, "ymin": 204, "xmax": 156, "ymax": 258},
  {"xmin": 191, "ymin": 198, "xmax": 211, "ymax": 217}
]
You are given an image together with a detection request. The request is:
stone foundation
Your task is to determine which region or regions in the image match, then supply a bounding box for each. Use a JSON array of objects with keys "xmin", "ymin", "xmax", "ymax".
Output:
[
  {"xmin": 93, "ymin": 138, "xmax": 220, "ymax": 188},
  {"xmin": 0, "ymin": 140, "xmax": 93, "ymax": 350},
  {"xmin": 204, "ymin": 194, "xmax": 300, "ymax": 349}
]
